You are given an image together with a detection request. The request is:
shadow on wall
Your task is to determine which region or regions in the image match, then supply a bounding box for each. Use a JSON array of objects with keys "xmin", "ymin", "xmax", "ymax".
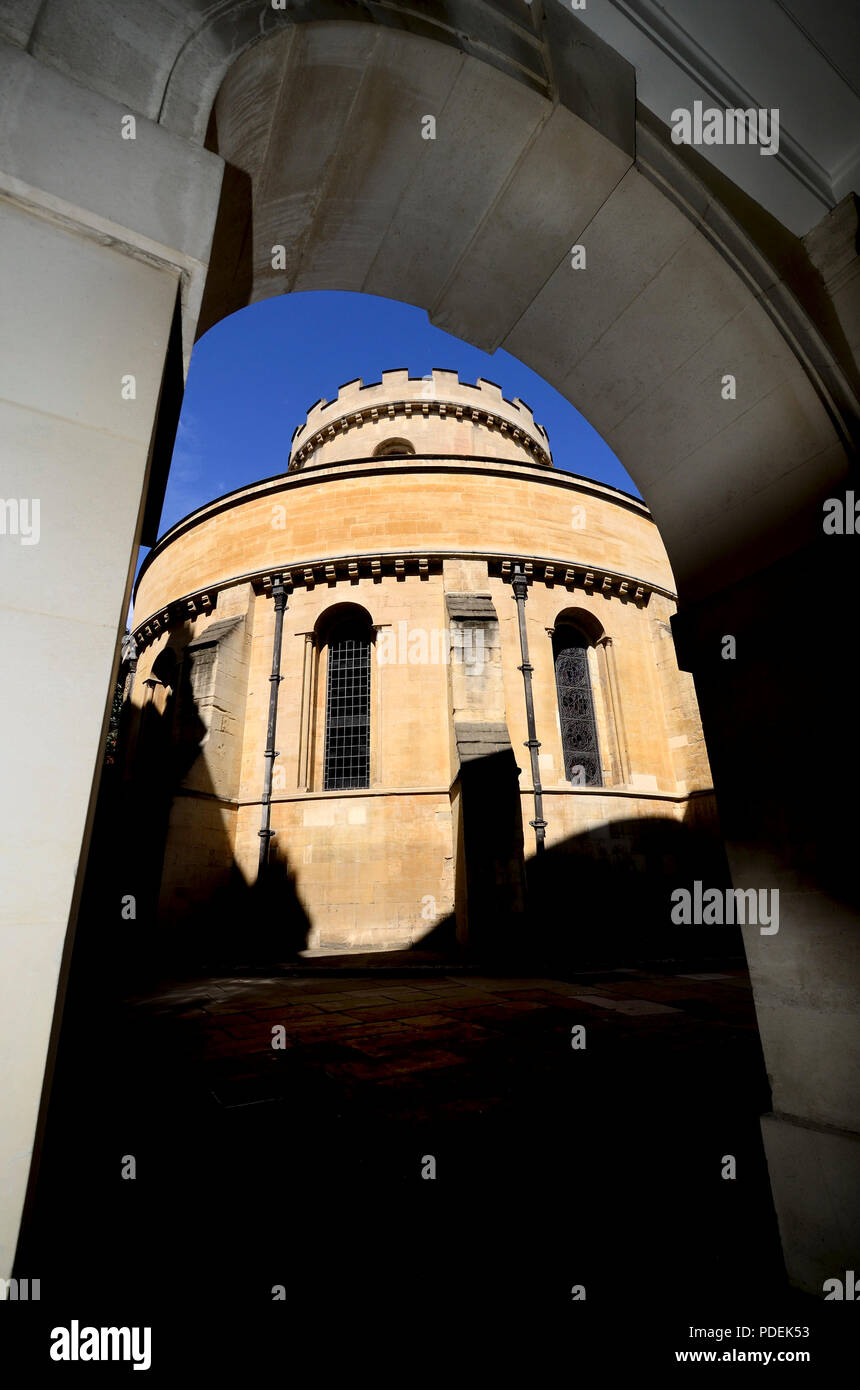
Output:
[
  {"xmin": 423, "ymin": 747, "xmax": 735, "ymax": 969},
  {"xmin": 520, "ymin": 806, "xmax": 735, "ymax": 968},
  {"xmin": 77, "ymin": 659, "xmax": 733, "ymax": 983},
  {"xmin": 73, "ymin": 635, "xmax": 312, "ymax": 987}
]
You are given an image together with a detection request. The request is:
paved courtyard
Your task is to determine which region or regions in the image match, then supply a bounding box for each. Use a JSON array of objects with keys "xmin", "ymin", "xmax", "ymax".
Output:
[
  {"xmin": 20, "ymin": 954, "xmax": 797, "ymax": 1343},
  {"xmin": 20, "ymin": 948, "xmax": 854, "ymax": 1369},
  {"xmin": 129, "ymin": 962, "xmax": 764, "ymax": 1120}
]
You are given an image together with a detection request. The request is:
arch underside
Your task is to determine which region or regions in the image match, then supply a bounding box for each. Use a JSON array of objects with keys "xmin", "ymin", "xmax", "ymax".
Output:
[
  {"xmin": 7, "ymin": 3, "xmax": 854, "ymax": 601},
  {"xmin": 196, "ymin": 20, "xmax": 854, "ymax": 605},
  {"xmin": 8, "ymin": 1, "xmax": 579, "ymax": 146}
]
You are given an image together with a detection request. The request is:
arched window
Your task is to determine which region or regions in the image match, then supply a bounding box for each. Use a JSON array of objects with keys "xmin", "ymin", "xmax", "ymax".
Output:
[
  {"xmin": 323, "ymin": 614, "xmax": 372, "ymax": 790},
  {"xmin": 553, "ymin": 625, "xmax": 602, "ymax": 786},
  {"xmin": 145, "ymin": 646, "xmax": 178, "ymax": 723},
  {"xmin": 372, "ymin": 438, "xmax": 415, "ymax": 458}
]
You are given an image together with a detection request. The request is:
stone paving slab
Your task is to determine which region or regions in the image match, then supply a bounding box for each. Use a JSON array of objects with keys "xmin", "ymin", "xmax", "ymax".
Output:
[
  {"xmin": 123, "ymin": 964, "xmax": 762, "ymax": 1123},
  {"xmin": 341, "ymin": 1000, "xmax": 467, "ymax": 1022},
  {"xmin": 246, "ymin": 1003, "xmax": 328, "ymax": 1021},
  {"xmin": 275, "ymin": 1012, "xmax": 364, "ymax": 1032},
  {"xmin": 612, "ymin": 1000, "xmax": 683, "ymax": 1015}
]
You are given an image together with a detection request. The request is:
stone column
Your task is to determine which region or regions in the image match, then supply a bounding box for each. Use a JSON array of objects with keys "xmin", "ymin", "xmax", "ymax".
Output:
[
  {"xmin": 596, "ymin": 634, "xmax": 630, "ymax": 786},
  {"xmin": 672, "ymin": 530, "xmax": 860, "ymax": 1295},
  {"xmin": 0, "ymin": 41, "xmax": 223, "ymax": 1279},
  {"xmin": 296, "ymin": 632, "xmax": 316, "ymax": 791}
]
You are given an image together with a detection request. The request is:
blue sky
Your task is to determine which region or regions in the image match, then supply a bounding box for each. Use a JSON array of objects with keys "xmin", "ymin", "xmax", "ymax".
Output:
[{"xmin": 146, "ymin": 289, "xmax": 636, "ymax": 557}]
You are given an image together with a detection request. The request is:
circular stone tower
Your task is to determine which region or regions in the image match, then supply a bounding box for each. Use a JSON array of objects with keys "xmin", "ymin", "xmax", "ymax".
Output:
[{"xmin": 128, "ymin": 369, "xmax": 719, "ymax": 953}]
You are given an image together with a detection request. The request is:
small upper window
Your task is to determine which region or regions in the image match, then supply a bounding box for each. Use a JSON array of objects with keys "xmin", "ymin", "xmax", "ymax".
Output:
[{"xmin": 373, "ymin": 438, "xmax": 415, "ymax": 458}]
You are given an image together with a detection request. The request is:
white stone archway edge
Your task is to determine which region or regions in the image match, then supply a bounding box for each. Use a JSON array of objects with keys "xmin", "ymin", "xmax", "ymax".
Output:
[
  {"xmin": 4, "ymin": 0, "xmax": 858, "ymax": 233},
  {"xmin": 0, "ymin": 41, "xmax": 224, "ymax": 1280},
  {"xmin": 0, "ymin": 43, "xmax": 223, "ymax": 361}
]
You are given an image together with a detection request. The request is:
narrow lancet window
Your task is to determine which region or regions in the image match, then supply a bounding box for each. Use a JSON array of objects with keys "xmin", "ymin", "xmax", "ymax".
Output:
[
  {"xmin": 323, "ymin": 619, "xmax": 371, "ymax": 789},
  {"xmin": 554, "ymin": 630, "xmax": 602, "ymax": 786}
]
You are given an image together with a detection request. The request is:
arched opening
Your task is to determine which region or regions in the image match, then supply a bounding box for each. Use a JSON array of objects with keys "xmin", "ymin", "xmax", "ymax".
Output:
[
  {"xmin": 6, "ymin": 0, "xmax": 859, "ymax": 1319},
  {"xmin": 313, "ymin": 603, "xmax": 375, "ymax": 792},
  {"xmin": 195, "ymin": 20, "xmax": 850, "ymax": 605},
  {"xmin": 146, "ymin": 645, "xmax": 178, "ymax": 710},
  {"xmin": 552, "ymin": 620, "xmax": 602, "ymax": 787},
  {"xmin": 322, "ymin": 616, "xmax": 372, "ymax": 792},
  {"xmin": 372, "ymin": 437, "xmax": 415, "ymax": 458},
  {"xmin": 139, "ymin": 646, "xmax": 181, "ymax": 759}
]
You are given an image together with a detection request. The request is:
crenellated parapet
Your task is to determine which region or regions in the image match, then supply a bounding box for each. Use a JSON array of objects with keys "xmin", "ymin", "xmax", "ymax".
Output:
[{"xmin": 288, "ymin": 368, "xmax": 552, "ymax": 471}]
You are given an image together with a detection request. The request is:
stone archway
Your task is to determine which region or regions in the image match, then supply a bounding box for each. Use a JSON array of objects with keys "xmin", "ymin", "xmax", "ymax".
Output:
[
  {"xmin": 197, "ymin": 20, "xmax": 854, "ymax": 604},
  {"xmin": 1, "ymin": 2, "xmax": 858, "ymax": 1295}
]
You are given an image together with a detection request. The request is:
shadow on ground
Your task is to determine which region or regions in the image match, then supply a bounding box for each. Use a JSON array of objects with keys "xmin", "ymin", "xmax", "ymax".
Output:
[{"xmin": 13, "ymin": 673, "xmax": 823, "ymax": 1361}]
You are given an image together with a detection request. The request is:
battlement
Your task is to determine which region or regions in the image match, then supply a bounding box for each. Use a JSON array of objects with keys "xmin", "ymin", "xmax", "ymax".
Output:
[{"xmin": 288, "ymin": 368, "xmax": 552, "ymax": 470}]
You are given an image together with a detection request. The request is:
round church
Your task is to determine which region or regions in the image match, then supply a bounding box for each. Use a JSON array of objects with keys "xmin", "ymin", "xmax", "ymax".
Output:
[{"xmin": 126, "ymin": 369, "xmax": 720, "ymax": 954}]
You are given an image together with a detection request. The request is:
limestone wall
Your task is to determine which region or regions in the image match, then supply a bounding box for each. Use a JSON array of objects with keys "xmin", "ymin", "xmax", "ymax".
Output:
[
  {"xmin": 289, "ymin": 368, "xmax": 551, "ymax": 470},
  {"xmin": 128, "ymin": 425, "xmax": 717, "ymax": 949},
  {"xmin": 237, "ymin": 793, "xmax": 455, "ymax": 951},
  {"xmin": 133, "ymin": 458, "xmax": 673, "ymax": 627}
]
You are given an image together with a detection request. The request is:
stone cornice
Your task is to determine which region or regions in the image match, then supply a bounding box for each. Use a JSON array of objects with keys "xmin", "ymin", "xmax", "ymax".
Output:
[
  {"xmin": 131, "ymin": 549, "xmax": 674, "ymax": 648},
  {"xmin": 289, "ymin": 395, "xmax": 552, "ymax": 470}
]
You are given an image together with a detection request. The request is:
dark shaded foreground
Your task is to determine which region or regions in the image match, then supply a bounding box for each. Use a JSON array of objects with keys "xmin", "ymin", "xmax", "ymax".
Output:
[{"xmin": 10, "ymin": 954, "xmax": 851, "ymax": 1373}]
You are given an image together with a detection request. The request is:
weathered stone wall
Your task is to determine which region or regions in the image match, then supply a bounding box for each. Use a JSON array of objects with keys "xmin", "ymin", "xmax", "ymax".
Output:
[
  {"xmin": 133, "ymin": 458, "xmax": 673, "ymax": 625},
  {"xmin": 128, "ymin": 375, "xmax": 718, "ymax": 951},
  {"xmin": 237, "ymin": 792, "xmax": 455, "ymax": 951},
  {"xmin": 290, "ymin": 369, "xmax": 551, "ymax": 470}
]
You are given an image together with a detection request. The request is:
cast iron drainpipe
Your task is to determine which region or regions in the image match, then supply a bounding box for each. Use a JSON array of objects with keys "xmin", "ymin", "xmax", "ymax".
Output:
[
  {"xmin": 258, "ymin": 578, "xmax": 288, "ymax": 878},
  {"xmin": 511, "ymin": 563, "xmax": 547, "ymax": 855}
]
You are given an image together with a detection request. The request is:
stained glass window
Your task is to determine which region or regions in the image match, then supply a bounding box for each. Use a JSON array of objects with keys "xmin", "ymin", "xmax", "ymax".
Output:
[{"xmin": 554, "ymin": 634, "xmax": 601, "ymax": 786}]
